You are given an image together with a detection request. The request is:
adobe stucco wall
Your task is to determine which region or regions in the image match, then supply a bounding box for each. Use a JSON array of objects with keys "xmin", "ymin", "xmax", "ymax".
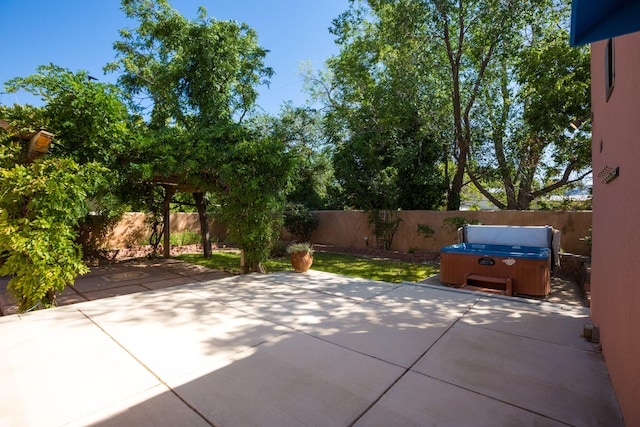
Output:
[
  {"xmin": 291, "ymin": 210, "xmax": 591, "ymax": 255},
  {"xmin": 105, "ymin": 213, "xmax": 228, "ymax": 248},
  {"xmin": 108, "ymin": 210, "xmax": 591, "ymax": 256},
  {"xmin": 590, "ymin": 34, "xmax": 640, "ymax": 427}
]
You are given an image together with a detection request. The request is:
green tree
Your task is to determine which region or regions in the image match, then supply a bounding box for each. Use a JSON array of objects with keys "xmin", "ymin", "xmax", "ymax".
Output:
[
  {"xmin": 318, "ymin": 0, "xmax": 587, "ymax": 211},
  {"xmin": 107, "ymin": 0, "xmax": 272, "ymax": 126},
  {"xmin": 4, "ymin": 65, "xmax": 137, "ymax": 250},
  {"xmin": 250, "ymin": 104, "xmax": 334, "ymax": 209},
  {"xmin": 467, "ymin": 1, "xmax": 591, "ymax": 209},
  {"xmin": 318, "ymin": 0, "xmax": 447, "ymax": 211},
  {"xmin": 107, "ymin": 0, "xmax": 290, "ymax": 270},
  {"xmin": 283, "ymin": 203, "xmax": 320, "ymax": 242},
  {"xmin": 421, "ymin": 0, "xmax": 538, "ymax": 210}
]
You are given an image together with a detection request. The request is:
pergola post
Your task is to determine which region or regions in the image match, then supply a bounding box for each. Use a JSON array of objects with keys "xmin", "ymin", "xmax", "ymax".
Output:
[{"xmin": 162, "ymin": 185, "xmax": 177, "ymax": 258}]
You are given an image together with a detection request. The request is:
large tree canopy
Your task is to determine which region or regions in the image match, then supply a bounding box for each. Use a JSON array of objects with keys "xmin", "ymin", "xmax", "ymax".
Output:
[
  {"xmin": 314, "ymin": 0, "xmax": 589, "ymax": 210},
  {"xmin": 318, "ymin": 0, "xmax": 447, "ymax": 210},
  {"xmin": 106, "ymin": 0, "xmax": 272, "ymax": 126},
  {"xmin": 467, "ymin": 1, "xmax": 591, "ymax": 209},
  {"xmin": 106, "ymin": 0, "xmax": 291, "ymax": 272},
  {"xmin": 249, "ymin": 104, "xmax": 335, "ymax": 210}
]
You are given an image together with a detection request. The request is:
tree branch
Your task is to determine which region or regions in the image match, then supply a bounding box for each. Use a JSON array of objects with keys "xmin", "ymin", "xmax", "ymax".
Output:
[
  {"xmin": 467, "ymin": 166, "xmax": 507, "ymax": 209},
  {"xmin": 531, "ymin": 162, "xmax": 592, "ymax": 199}
]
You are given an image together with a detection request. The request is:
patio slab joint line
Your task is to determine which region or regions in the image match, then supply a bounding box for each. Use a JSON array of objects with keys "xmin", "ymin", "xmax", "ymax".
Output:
[
  {"xmin": 347, "ymin": 296, "xmax": 480, "ymax": 427},
  {"xmin": 421, "ymin": 372, "xmax": 573, "ymax": 426},
  {"xmin": 473, "ymin": 322, "xmax": 599, "ymax": 353},
  {"xmin": 76, "ymin": 308, "xmax": 216, "ymax": 427}
]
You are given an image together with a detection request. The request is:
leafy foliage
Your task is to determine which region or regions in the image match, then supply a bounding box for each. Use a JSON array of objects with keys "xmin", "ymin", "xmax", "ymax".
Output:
[
  {"xmin": 107, "ymin": 0, "xmax": 272, "ymax": 125},
  {"xmin": 467, "ymin": 1, "xmax": 591, "ymax": 209},
  {"xmin": 0, "ymin": 147, "xmax": 107, "ymax": 311},
  {"xmin": 314, "ymin": 0, "xmax": 589, "ymax": 211},
  {"xmin": 5, "ymin": 64, "xmax": 131, "ymax": 166},
  {"xmin": 317, "ymin": 0, "xmax": 447, "ymax": 210},
  {"xmin": 216, "ymin": 135, "xmax": 294, "ymax": 273},
  {"xmin": 4, "ymin": 66, "xmax": 134, "ymax": 251},
  {"xmin": 283, "ymin": 203, "xmax": 319, "ymax": 242},
  {"xmin": 248, "ymin": 105, "xmax": 336, "ymax": 209},
  {"xmin": 1, "ymin": 65, "xmax": 132, "ymax": 310},
  {"xmin": 105, "ymin": 0, "xmax": 292, "ymax": 269}
]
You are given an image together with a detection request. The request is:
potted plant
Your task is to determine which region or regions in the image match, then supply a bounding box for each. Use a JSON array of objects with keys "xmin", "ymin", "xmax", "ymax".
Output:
[{"xmin": 287, "ymin": 242, "xmax": 314, "ymax": 273}]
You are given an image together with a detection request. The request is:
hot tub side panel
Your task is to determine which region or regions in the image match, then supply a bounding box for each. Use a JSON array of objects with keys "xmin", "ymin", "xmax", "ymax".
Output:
[{"xmin": 439, "ymin": 251, "xmax": 550, "ymax": 296}]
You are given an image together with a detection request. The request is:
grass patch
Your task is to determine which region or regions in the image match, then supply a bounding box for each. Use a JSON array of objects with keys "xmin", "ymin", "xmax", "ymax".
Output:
[
  {"xmin": 176, "ymin": 251, "xmax": 438, "ymax": 283},
  {"xmin": 170, "ymin": 230, "xmax": 202, "ymax": 246},
  {"xmin": 176, "ymin": 252, "xmax": 241, "ymax": 272},
  {"xmin": 137, "ymin": 230, "xmax": 203, "ymax": 246}
]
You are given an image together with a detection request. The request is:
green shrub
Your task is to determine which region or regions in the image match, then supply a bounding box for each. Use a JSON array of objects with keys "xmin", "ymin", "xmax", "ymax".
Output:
[
  {"xmin": 217, "ymin": 137, "xmax": 294, "ymax": 273},
  {"xmin": 283, "ymin": 203, "xmax": 319, "ymax": 242},
  {"xmin": 170, "ymin": 230, "xmax": 202, "ymax": 246},
  {"xmin": 417, "ymin": 223, "xmax": 435, "ymax": 239},
  {"xmin": 0, "ymin": 153, "xmax": 107, "ymax": 311}
]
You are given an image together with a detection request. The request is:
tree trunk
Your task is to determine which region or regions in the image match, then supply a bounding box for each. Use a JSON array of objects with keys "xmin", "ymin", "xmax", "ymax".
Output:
[
  {"xmin": 193, "ymin": 192, "xmax": 212, "ymax": 258},
  {"xmin": 447, "ymin": 163, "xmax": 465, "ymax": 210},
  {"xmin": 45, "ymin": 289, "xmax": 57, "ymax": 307}
]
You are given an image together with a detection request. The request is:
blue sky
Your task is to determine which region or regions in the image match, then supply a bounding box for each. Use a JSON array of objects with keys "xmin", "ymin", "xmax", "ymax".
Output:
[{"xmin": 0, "ymin": 0, "xmax": 350, "ymax": 115}]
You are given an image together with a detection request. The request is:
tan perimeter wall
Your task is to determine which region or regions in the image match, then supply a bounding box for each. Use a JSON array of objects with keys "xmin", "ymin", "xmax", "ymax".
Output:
[
  {"xmin": 293, "ymin": 210, "xmax": 592, "ymax": 255},
  {"xmin": 107, "ymin": 210, "xmax": 592, "ymax": 256},
  {"xmin": 105, "ymin": 213, "xmax": 228, "ymax": 248}
]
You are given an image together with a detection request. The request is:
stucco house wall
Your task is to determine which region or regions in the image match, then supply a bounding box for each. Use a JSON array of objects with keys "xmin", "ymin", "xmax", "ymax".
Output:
[{"xmin": 590, "ymin": 33, "xmax": 640, "ymax": 427}]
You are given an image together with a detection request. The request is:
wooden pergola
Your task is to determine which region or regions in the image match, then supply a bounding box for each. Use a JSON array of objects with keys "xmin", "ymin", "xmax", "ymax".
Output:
[{"xmin": 151, "ymin": 175, "xmax": 213, "ymax": 259}]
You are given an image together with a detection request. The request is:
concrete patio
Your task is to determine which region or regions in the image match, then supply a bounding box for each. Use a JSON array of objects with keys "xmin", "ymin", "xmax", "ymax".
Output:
[{"xmin": 0, "ymin": 267, "xmax": 622, "ymax": 426}]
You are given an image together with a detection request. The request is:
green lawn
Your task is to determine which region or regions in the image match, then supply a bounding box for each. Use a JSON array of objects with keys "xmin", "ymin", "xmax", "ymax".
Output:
[{"xmin": 176, "ymin": 251, "xmax": 439, "ymax": 283}]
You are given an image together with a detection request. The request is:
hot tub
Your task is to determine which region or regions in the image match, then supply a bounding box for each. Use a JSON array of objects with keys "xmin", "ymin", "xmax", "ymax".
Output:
[{"xmin": 440, "ymin": 243, "xmax": 552, "ymax": 297}]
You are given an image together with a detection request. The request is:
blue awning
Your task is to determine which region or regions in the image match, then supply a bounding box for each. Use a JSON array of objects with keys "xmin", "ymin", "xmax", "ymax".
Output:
[{"xmin": 570, "ymin": 0, "xmax": 640, "ymax": 46}]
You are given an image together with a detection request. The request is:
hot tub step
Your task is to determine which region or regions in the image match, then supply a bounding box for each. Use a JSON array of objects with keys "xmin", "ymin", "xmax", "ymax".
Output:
[{"xmin": 463, "ymin": 274, "xmax": 513, "ymax": 296}]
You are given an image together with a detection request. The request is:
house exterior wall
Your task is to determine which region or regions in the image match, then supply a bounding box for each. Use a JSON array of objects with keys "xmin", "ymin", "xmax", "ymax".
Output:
[{"xmin": 590, "ymin": 33, "xmax": 640, "ymax": 427}]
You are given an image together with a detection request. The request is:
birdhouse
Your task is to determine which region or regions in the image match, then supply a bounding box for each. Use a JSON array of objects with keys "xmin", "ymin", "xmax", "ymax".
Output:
[{"xmin": 26, "ymin": 130, "xmax": 54, "ymax": 162}]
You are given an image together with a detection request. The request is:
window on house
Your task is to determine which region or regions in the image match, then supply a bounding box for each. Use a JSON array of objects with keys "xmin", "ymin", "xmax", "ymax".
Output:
[{"xmin": 605, "ymin": 38, "xmax": 615, "ymax": 102}]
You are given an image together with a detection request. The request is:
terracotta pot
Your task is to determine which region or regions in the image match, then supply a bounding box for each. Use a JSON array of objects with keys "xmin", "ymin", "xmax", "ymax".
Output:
[{"xmin": 290, "ymin": 251, "xmax": 313, "ymax": 273}]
